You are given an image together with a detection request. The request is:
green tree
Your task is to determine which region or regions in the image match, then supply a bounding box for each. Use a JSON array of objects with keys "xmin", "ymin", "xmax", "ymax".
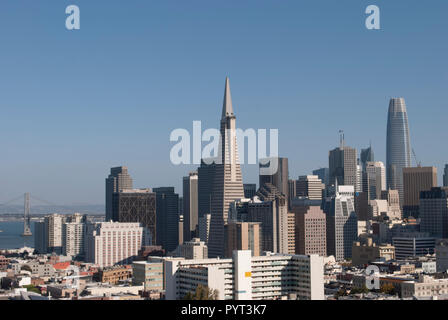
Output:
[
  {"xmin": 350, "ymin": 285, "xmax": 369, "ymax": 294},
  {"xmin": 182, "ymin": 285, "xmax": 219, "ymax": 300},
  {"xmin": 380, "ymin": 283, "xmax": 396, "ymax": 295},
  {"xmin": 23, "ymin": 284, "xmax": 40, "ymax": 294}
]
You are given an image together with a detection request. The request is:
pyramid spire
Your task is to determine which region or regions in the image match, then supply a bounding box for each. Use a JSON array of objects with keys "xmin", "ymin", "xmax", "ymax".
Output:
[{"xmin": 222, "ymin": 77, "xmax": 234, "ymax": 119}]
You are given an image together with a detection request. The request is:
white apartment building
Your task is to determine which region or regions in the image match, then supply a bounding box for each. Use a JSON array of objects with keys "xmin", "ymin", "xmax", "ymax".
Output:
[
  {"xmin": 165, "ymin": 250, "xmax": 324, "ymax": 300},
  {"xmin": 85, "ymin": 222, "xmax": 146, "ymax": 268},
  {"xmin": 402, "ymin": 275, "xmax": 448, "ymax": 298},
  {"xmin": 62, "ymin": 222, "xmax": 85, "ymax": 258}
]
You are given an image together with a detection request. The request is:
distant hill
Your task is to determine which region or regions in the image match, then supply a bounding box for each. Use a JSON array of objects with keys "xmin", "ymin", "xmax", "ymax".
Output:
[{"xmin": 0, "ymin": 204, "xmax": 104, "ymax": 215}]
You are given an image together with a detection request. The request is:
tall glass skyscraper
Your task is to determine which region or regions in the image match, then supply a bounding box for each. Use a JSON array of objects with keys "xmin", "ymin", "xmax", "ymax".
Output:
[{"xmin": 386, "ymin": 98, "xmax": 411, "ymax": 206}]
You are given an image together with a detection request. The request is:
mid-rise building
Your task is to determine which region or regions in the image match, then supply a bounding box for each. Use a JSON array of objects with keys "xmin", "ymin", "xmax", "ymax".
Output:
[
  {"xmin": 165, "ymin": 250, "xmax": 324, "ymax": 300},
  {"xmin": 392, "ymin": 233, "xmax": 435, "ymax": 260},
  {"xmin": 403, "ymin": 166, "xmax": 437, "ymax": 218},
  {"xmin": 132, "ymin": 261, "xmax": 164, "ymax": 291},
  {"xmin": 175, "ymin": 238, "xmax": 208, "ymax": 260},
  {"xmin": 85, "ymin": 221, "xmax": 147, "ymax": 268},
  {"xmin": 351, "ymin": 238, "xmax": 395, "ymax": 266},
  {"xmin": 45, "ymin": 214, "xmax": 65, "ymax": 254},
  {"xmin": 381, "ymin": 189, "xmax": 402, "ymax": 219}
]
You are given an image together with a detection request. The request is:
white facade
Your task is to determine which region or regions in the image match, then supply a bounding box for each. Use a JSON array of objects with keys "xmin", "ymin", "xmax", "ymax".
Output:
[
  {"xmin": 165, "ymin": 250, "xmax": 324, "ymax": 300},
  {"xmin": 85, "ymin": 222, "xmax": 145, "ymax": 268},
  {"xmin": 62, "ymin": 222, "xmax": 85, "ymax": 257}
]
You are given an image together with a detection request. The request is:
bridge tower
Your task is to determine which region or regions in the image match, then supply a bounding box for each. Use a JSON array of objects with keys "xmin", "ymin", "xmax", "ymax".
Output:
[{"xmin": 22, "ymin": 192, "xmax": 32, "ymax": 236}]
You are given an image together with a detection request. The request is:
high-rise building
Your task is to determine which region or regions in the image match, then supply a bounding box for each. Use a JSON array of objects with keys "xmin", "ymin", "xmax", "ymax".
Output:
[
  {"xmin": 153, "ymin": 187, "xmax": 179, "ymax": 253},
  {"xmin": 247, "ymin": 184, "xmax": 289, "ymax": 254},
  {"xmin": 224, "ymin": 221, "xmax": 261, "ymax": 257},
  {"xmin": 366, "ymin": 161, "xmax": 386, "ymax": 200},
  {"xmin": 288, "ymin": 179, "xmax": 297, "ymax": 206},
  {"xmin": 243, "ymin": 184, "xmax": 257, "ymax": 199},
  {"xmin": 328, "ymin": 140, "xmax": 357, "ymax": 188},
  {"xmin": 45, "ymin": 214, "xmax": 65, "ymax": 254},
  {"xmin": 326, "ymin": 185, "xmax": 358, "ymax": 261},
  {"xmin": 259, "ymin": 157, "xmax": 289, "ymax": 199},
  {"xmin": 444, "ymin": 165, "xmax": 448, "ymax": 187},
  {"xmin": 312, "ymin": 168, "xmax": 329, "ymax": 187},
  {"xmin": 197, "ymin": 159, "xmax": 215, "ymax": 218},
  {"xmin": 360, "ymin": 146, "xmax": 375, "ymax": 171},
  {"xmin": 419, "ymin": 187, "xmax": 448, "ymax": 238},
  {"xmin": 208, "ymin": 78, "xmax": 245, "ymax": 258},
  {"xmin": 62, "ymin": 213, "xmax": 88, "ymax": 258},
  {"xmin": 112, "ymin": 188, "xmax": 157, "ymax": 245},
  {"xmin": 356, "ymin": 163, "xmax": 363, "ymax": 193},
  {"xmin": 386, "ymin": 98, "xmax": 412, "ymax": 206},
  {"xmin": 85, "ymin": 221, "xmax": 147, "ymax": 268},
  {"xmin": 291, "ymin": 199, "xmax": 327, "ymax": 256},
  {"xmin": 296, "ymin": 175, "xmax": 325, "ymax": 200},
  {"xmin": 34, "ymin": 221, "xmax": 47, "ymax": 254},
  {"xmin": 183, "ymin": 172, "xmax": 198, "ymax": 241},
  {"xmin": 105, "ymin": 166, "xmax": 133, "ymax": 222},
  {"xmin": 403, "ymin": 167, "xmax": 437, "ymax": 218}
]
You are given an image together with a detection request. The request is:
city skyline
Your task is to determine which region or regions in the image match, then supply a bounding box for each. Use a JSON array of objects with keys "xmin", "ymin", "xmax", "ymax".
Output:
[{"xmin": 1, "ymin": 1, "xmax": 448, "ymax": 204}]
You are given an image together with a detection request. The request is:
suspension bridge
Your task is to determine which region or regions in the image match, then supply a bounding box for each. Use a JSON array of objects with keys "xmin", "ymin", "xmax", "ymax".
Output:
[{"xmin": 0, "ymin": 193, "xmax": 101, "ymax": 237}]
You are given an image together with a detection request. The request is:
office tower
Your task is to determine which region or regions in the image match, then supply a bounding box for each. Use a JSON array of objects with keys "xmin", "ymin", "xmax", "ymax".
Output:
[
  {"xmin": 247, "ymin": 184, "xmax": 289, "ymax": 254},
  {"xmin": 165, "ymin": 251, "xmax": 324, "ymax": 300},
  {"xmin": 360, "ymin": 146, "xmax": 375, "ymax": 171},
  {"xmin": 444, "ymin": 165, "xmax": 448, "ymax": 187},
  {"xmin": 328, "ymin": 137, "xmax": 357, "ymax": 187},
  {"xmin": 183, "ymin": 172, "xmax": 199, "ymax": 241},
  {"xmin": 197, "ymin": 159, "xmax": 215, "ymax": 218},
  {"xmin": 366, "ymin": 161, "xmax": 386, "ymax": 200},
  {"xmin": 326, "ymin": 186, "xmax": 358, "ymax": 261},
  {"xmin": 296, "ymin": 175, "xmax": 325, "ymax": 200},
  {"xmin": 259, "ymin": 157, "xmax": 289, "ymax": 199},
  {"xmin": 153, "ymin": 187, "xmax": 179, "ymax": 252},
  {"xmin": 386, "ymin": 98, "xmax": 412, "ymax": 205},
  {"xmin": 224, "ymin": 221, "xmax": 261, "ymax": 257},
  {"xmin": 419, "ymin": 187, "xmax": 448, "ymax": 238},
  {"xmin": 243, "ymin": 184, "xmax": 257, "ymax": 199},
  {"xmin": 356, "ymin": 163, "xmax": 363, "ymax": 193},
  {"xmin": 313, "ymin": 168, "xmax": 330, "ymax": 187},
  {"xmin": 176, "ymin": 238, "xmax": 208, "ymax": 260},
  {"xmin": 403, "ymin": 167, "xmax": 438, "ymax": 218},
  {"xmin": 392, "ymin": 233, "xmax": 435, "ymax": 260},
  {"xmin": 198, "ymin": 213, "xmax": 211, "ymax": 243},
  {"xmin": 208, "ymin": 78, "xmax": 245, "ymax": 258},
  {"xmin": 105, "ymin": 166, "xmax": 133, "ymax": 221},
  {"xmin": 380, "ymin": 189, "xmax": 402, "ymax": 220},
  {"xmin": 85, "ymin": 221, "xmax": 146, "ymax": 268},
  {"xmin": 45, "ymin": 214, "xmax": 65, "ymax": 254},
  {"xmin": 34, "ymin": 221, "xmax": 48, "ymax": 254},
  {"xmin": 291, "ymin": 199, "xmax": 327, "ymax": 256},
  {"xmin": 112, "ymin": 188, "xmax": 157, "ymax": 245}
]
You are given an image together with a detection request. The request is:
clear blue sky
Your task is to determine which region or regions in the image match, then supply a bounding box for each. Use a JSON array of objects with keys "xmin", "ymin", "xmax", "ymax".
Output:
[{"xmin": 0, "ymin": 0, "xmax": 447, "ymax": 205}]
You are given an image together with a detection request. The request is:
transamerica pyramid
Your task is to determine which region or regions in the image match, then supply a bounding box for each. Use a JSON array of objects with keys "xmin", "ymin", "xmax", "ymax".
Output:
[{"xmin": 207, "ymin": 77, "xmax": 245, "ymax": 258}]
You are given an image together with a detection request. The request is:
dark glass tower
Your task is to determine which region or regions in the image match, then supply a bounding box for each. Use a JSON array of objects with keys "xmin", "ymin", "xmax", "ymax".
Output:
[{"xmin": 386, "ymin": 98, "xmax": 411, "ymax": 206}]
